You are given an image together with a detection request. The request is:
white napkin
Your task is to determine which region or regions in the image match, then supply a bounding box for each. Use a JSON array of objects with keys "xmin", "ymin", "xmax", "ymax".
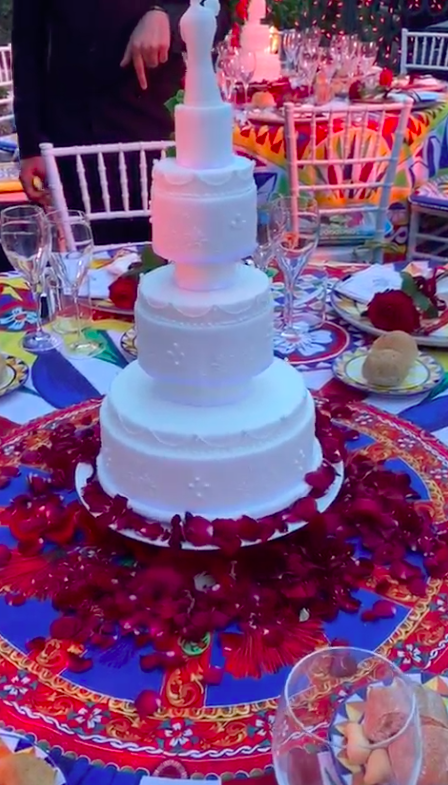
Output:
[
  {"xmin": 335, "ymin": 264, "xmax": 402, "ymax": 304},
  {"xmin": 80, "ymin": 251, "xmax": 140, "ymax": 299}
]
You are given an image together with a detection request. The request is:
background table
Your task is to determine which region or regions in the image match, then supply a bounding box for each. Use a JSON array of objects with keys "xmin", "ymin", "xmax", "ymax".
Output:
[
  {"xmin": 235, "ymin": 101, "xmax": 448, "ymax": 257},
  {"xmin": 0, "ymin": 259, "xmax": 448, "ymax": 784}
]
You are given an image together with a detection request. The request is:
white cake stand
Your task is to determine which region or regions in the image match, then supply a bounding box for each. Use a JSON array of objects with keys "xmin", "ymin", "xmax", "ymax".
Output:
[{"xmin": 75, "ymin": 460, "xmax": 344, "ymax": 551}]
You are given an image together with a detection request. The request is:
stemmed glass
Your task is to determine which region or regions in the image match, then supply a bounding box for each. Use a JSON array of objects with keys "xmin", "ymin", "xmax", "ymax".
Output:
[
  {"xmin": 47, "ymin": 209, "xmax": 101, "ymax": 358},
  {"xmin": 283, "ymin": 30, "xmax": 301, "ymax": 75},
  {"xmin": 0, "ymin": 205, "xmax": 60, "ymax": 353},
  {"xmin": 253, "ymin": 197, "xmax": 285, "ymax": 271},
  {"xmin": 216, "ymin": 45, "xmax": 238, "ymax": 102},
  {"xmin": 234, "ymin": 49, "xmax": 256, "ymax": 121},
  {"xmin": 276, "ymin": 192, "xmax": 319, "ymax": 347},
  {"xmin": 272, "ymin": 647, "xmax": 422, "ymax": 785}
]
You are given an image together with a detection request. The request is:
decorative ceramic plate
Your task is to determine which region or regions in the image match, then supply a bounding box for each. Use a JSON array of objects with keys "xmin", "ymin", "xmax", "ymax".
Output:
[
  {"xmin": 329, "ymin": 672, "xmax": 443, "ymax": 785},
  {"xmin": 333, "ymin": 347, "xmax": 443, "ymax": 396},
  {"xmin": 120, "ymin": 327, "xmax": 137, "ymax": 357},
  {"xmin": 331, "ymin": 283, "xmax": 448, "ymax": 348},
  {"xmin": 0, "ymin": 355, "xmax": 28, "ymax": 397},
  {"xmin": 75, "ymin": 460, "xmax": 344, "ymax": 551},
  {"xmin": 0, "ymin": 729, "xmax": 66, "ymax": 784}
]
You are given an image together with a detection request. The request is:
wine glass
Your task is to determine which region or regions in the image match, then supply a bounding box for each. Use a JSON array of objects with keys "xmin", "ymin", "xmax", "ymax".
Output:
[
  {"xmin": 276, "ymin": 192, "xmax": 319, "ymax": 348},
  {"xmin": 234, "ymin": 49, "xmax": 256, "ymax": 121},
  {"xmin": 1, "ymin": 205, "xmax": 60, "ymax": 353},
  {"xmin": 47, "ymin": 209, "xmax": 101, "ymax": 358},
  {"xmin": 272, "ymin": 647, "xmax": 422, "ymax": 785},
  {"xmin": 254, "ymin": 196, "xmax": 285, "ymax": 271}
]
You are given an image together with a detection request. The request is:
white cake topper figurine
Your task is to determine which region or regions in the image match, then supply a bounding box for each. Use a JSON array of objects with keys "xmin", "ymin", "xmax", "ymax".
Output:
[{"xmin": 180, "ymin": 0, "xmax": 222, "ymax": 107}]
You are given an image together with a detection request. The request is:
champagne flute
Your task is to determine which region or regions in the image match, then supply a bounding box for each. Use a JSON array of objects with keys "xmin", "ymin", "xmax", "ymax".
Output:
[
  {"xmin": 272, "ymin": 647, "xmax": 422, "ymax": 785},
  {"xmin": 0, "ymin": 205, "xmax": 60, "ymax": 353},
  {"xmin": 276, "ymin": 193, "xmax": 320, "ymax": 347},
  {"xmin": 47, "ymin": 209, "xmax": 101, "ymax": 358}
]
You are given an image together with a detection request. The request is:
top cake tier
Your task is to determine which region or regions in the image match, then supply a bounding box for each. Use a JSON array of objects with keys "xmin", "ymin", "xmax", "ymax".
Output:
[{"xmin": 176, "ymin": 0, "xmax": 234, "ymax": 170}]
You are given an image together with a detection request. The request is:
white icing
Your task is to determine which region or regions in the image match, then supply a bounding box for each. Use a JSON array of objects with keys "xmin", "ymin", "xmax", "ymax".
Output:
[
  {"xmin": 240, "ymin": 0, "xmax": 281, "ymax": 82},
  {"xmin": 135, "ymin": 264, "xmax": 273, "ymax": 406},
  {"xmin": 151, "ymin": 158, "xmax": 257, "ymax": 270},
  {"xmin": 97, "ymin": 360, "xmax": 322, "ymax": 521},
  {"xmin": 176, "ymin": 104, "xmax": 234, "ymax": 170}
]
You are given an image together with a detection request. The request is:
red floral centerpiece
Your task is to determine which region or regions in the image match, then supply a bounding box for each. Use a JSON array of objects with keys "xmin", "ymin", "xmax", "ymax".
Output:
[
  {"xmin": 108, "ymin": 247, "xmax": 166, "ymax": 310},
  {"xmin": 367, "ymin": 270, "xmax": 446, "ymax": 334}
]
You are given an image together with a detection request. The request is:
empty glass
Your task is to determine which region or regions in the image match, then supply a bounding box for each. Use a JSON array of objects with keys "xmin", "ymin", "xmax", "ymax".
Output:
[
  {"xmin": 1, "ymin": 205, "xmax": 60, "ymax": 353},
  {"xmin": 254, "ymin": 197, "xmax": 285, "ymax": 272},
  {"xmin": 293, "ymin": 269, "xmax": 328, "ymax": 330},
  {"xmin": 276, "ymin": 193, "xmax": 320, "ymax": 348},
  {"xmin": 272, "ymin": 647, "xmax": 422, "ymax": 785},
  {"xmin": 47, "ymin": 209, "xmax": 101, "ymax": 358}
]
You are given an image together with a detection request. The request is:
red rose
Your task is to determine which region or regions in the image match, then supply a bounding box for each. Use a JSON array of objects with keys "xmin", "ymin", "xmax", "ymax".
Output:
[
  {"xmin": 367, "ymin": 290, "xmax": 420, "ymax": 334},
  {"xmin": 379, "ymin": 67, "xmax": 393, "ymax": 89},
  {"xmin": 348, "ymin": 80, "xmax": 364, "ymax": 101},
  {"xmin": 108, "ymin": 274, "xmax": 139, "ymax": 310}
]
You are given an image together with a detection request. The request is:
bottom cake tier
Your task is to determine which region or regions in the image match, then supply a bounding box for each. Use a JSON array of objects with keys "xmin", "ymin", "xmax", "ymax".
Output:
[{"xmin": 97, "ymin": 358, "xmax": 322, "ymax": 522}]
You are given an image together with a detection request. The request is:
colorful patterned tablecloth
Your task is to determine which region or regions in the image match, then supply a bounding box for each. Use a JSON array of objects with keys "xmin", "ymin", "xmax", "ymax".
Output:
[
  {"xmin": 1, "ymin": 259, "xmax": 448, "ymax": 784},
  {"xmin": 236, "ymin": 101, "xmax": 448, "ymax": 255}
]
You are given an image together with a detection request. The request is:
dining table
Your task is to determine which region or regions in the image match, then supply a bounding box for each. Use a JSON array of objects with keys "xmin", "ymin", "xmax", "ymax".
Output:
[{"xmin": 0, "ymin": 251, "xmax": 448, "ymax": 785}]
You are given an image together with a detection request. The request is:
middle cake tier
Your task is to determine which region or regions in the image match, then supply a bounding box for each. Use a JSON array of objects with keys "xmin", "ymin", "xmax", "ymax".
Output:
[
  {"xmin": 135, "ymin": 264, "xmax": 273, "ymax": 406},
  {"xmin": 97, "ymin": 358, "xmax": 322, "ymax": 523}
]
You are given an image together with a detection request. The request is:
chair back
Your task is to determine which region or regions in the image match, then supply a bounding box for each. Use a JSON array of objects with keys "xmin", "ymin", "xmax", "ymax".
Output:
[
  {"xmin": 283, "ymin": 98, "xmax": 412, "ymax": 262},
  {"xmin": 0, "ymin": 44, "xmax": 12, "ymax": 88},
  {"xmin": 40, "ymin": 140, "xmax": 176, "ymax": 235},
  {"xmin": 400, "ymin": 28, "xmax": 448, "ymax": 73}
]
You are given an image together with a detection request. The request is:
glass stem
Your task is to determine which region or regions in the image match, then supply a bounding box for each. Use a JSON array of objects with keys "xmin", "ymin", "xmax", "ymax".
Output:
[
  {"xmin": 30, "ymin": 282, "xmax": 45, "ymax": 336},
  {"xmin": 72, "ymin": 288, "xmax": 84, "ymax": 343},
  {"xmin": 243, "ymin": 82, "xmax": 249, "ymax": 115},
  {"xmin": 283, "ymin": 274, "xmax": 296, "ymax": 329}
]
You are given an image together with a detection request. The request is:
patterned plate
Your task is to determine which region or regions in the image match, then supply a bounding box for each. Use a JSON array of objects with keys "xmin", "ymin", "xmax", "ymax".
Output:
[
  {"xmin": 120, "ymin": 327, "xmax": 137, "ymax": 357},
  {"xmin": 75, "ymin": 459, "xmax": 344, "ymax": 551},
  {"xmin": 329, "ymin": 672, "xmax": 445, "ymax": 785},
  {"xmin": 331, "ymin": 284, "xmax": 448, "ymax": 348},
  {"xmin": 0, "ymin": 355, "xmax": 28, "ymax": 397},
  {"xmin": 333, "ymin": 347, "xmax": 443, "ymax": 396},
  {"xmin": 0, "ymin": 729, "xmax": 66, "ymax": 784}
]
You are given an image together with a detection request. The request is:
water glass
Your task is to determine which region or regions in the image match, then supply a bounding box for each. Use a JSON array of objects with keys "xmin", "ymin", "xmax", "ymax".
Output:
[
  {"xmin": 293, "ymin": 270, "xmax": 327, "ymax": 330},
  {"xmin": 47, "ymin": 209, "xmax": 101, "ymax": 358},
  {"xmin": 0, "ymin": 205, "xmax": 60, "ymax": 353},
  {"xmin": 276, "ymin": 193, "xmax": 320, "ymax": 347},
  {"xmin": 45, "ymin": 265, "xmax": 94, "ymax": 336},
  {"xmin": 253, "ymin": 197, "xmax": 285, "ymax": 272},
  {"xmin": 272, "ymin": 647, "xmax": 421, "ymax": 785}
]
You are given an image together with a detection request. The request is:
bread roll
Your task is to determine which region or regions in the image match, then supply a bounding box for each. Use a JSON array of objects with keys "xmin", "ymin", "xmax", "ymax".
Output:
[
  {"xmin": 251, "ymin": 91, "xmax": 276, "ymax": 108},
  {"xmin": 0, "ymin": 753, "xmax": 56, "ymax": 785},
  {"xmin": 390, "ymin": 724, "xmax": 448, "ymax": 785},
  {"xmin": 372, "ymin": 331, "xmax": 418, "ymax": 364},
  {"xmin": 414, "ymin": 684, "xmax": 448, "ymax": 729},
  {"xmin": 363, "ymin": 682, "xmax": 409, "ymax": 743},
  {"xmin": 362, "ymin": 348, "xmax": 412, "ymax": 387}
]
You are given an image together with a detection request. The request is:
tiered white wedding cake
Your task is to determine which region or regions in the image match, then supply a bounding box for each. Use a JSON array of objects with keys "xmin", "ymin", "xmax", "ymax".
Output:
[
  {"xmin": 96, "ymin": 0, "xmax": 321, "ymax": 524},
  {"xmin": 240, "ymin": 0, "xmax": 281, "ymax": 82}
]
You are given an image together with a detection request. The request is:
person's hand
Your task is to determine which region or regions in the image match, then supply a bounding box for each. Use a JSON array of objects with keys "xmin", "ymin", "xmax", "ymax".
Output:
[
  {"xmin": 19, "ymin": 156, "xmax": 49, "ymax": 204},
  {"xmin": 121, "ymin": 9, "xmax": 171, "ymax": 90}
]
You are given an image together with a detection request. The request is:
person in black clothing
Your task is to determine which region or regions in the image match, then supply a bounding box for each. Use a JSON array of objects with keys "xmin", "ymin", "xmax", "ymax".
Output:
[{"xmin": 11, "ymin": 0, "xmax": 230, "ymax": 244}]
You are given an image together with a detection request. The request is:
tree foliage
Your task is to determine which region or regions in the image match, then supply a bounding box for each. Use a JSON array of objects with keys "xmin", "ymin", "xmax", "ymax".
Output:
[{"xmin": 0, "ymin": 0, "xmax": 11, "ymax": 44}]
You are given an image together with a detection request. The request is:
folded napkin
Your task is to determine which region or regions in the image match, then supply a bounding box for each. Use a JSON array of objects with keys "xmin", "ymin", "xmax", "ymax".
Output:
[
  {"xmin": 335, "ymin": 263, "xmax": 402, "ymax": 304},
  {"xmin": 80, "ymin": 250, "xmax": 141, "ymax": 299}
]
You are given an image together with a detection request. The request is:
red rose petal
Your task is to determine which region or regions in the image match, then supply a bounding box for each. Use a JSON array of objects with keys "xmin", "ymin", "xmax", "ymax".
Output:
[
  {"xmin": 183, "ymin": 515, "xmax": 213, "ymax": 547},
  {"xmin": 0, "ymin": 544, "xmax": 11, "ymax": 567},
  {"xmin": 50, "ymin": 615, "xmax": 82, "ymax": 640},
  {"xmin": 140, "ymin": 652, "xmax": 162, "ymax": 672},
  {"xmin": 361, "ymin": 599, "xmax": 396, "ymax": 622},
  {"xmin": 203, "ymin": 666, "xmax": 224, "ymax": 686},
  {"xmin": 26, "ymin": 636, "xmax": 47, "ymax": 653},
  {"xmin": 66, "ymin": 653, "xmax": 93, "ymax": 673},
  {"xmin": 135, "ymin": 689, "xmax": 161, "ymax": 718}
]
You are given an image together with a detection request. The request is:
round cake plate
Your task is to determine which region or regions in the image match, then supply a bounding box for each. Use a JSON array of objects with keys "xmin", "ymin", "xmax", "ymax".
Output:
[{"xmin": 75, "ymin": 460, "xmax": 344, "ymax": 551}]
